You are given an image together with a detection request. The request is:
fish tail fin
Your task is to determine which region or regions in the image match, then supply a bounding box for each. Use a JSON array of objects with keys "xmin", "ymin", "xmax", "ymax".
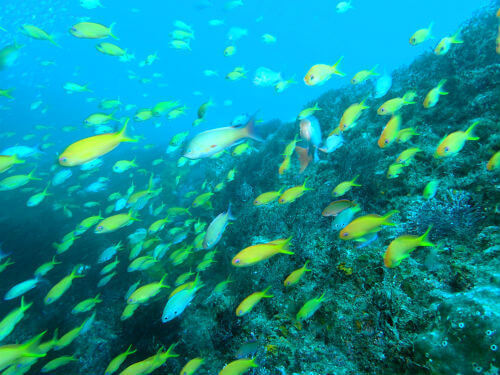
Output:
[
  {"xmin": 318, "ymin": 292, "xmax": 326, "ymax": 301},
  {"xmin": 127, "ymin": 209, "xmax": 140, "ymax": 221},
  {"xmin": 109, "ymin": 22, "xmax": 119, "ymax": 40},
  {"xmin": 159, "ymin": 273, "xmax": 169, "ymax": 288},
  {"xmin": 249, "ymin": 357, "xmax": 259, "ymax": 368},
  {"xmin": 94, "ymin": 293, "xmax": 103, "ymax": 303},
  {"xmin": 382, "ymin": 210, "xmax": 399, "ymax": 226},
  {"xmin": 48, "ymin": 35, "xmax": 61, "ymax": 48},
  {"xmin": 28, "ymin": 169, "xmax": 41, "ymax": 181},
  {"xmin": 21, "ymin": 331, "xmax": 47, "ymax": 352},
  {"xmin": 370, "ymin": 64, "xmax": 380, "ymax": 75},
  {"xmin": 451, "ymin": 29, "xmax": 463, "ymax": 44},
  {"xmin": 261, "ymin": 286, "xmax": 274, "ymax": 298},
  {"xmin": 465, "ymin": 121, "xmax": 480, "ymax": 140},
  {"xmin": 125, "ymin": 344, "xmax": 137, "ymax": 355},
  {"xmin": 117, "ymin": 118, "xmax": 137, "ymax": 142},
  {"xmin": 20, "ymin": 296, "xmax": 33, "ymax": 311},
  {"xmin": 12, "ymin": 154, "xmax": 25, "ymax": 164},
  {"xmin": 437, "ymin": 79, "xmax": 448, "ymax": 94},
  {"xmin": 243, "ymin": 112, "xmax": 264, "ymax": 142},
  {"xmin": 278, "ymin": 236, "xmax": 294, "ymax": 254},
  {"xmin": 331, "ymin": 56, "xmax": 345, "ymax": 76},
  {"xmin": 402, "ymin": 91, "xmax": 417, "ymax": 104},
  {"xmin": 51, "ymin": 256, "xmax": 61, "ymax": 265},
  {"xmin": 350, "ymin": 174, "xmax": 362, "ymax": 186},
  {"xmin": 303, "ymin": 260, "xmax": 311, "ymax": 272},
  {"xmin": 419, "ymin": 225, "xmax": 435, "ymax": 247}
]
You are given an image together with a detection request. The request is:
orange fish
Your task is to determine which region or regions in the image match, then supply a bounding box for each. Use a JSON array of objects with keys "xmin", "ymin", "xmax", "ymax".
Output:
[
  {"xmin": 377, "ymin": 115, "xmax": 401, "ymax": 148},
  {"xmin": 295, "ymin": 145, "xmax": 312, "ymax": 173},
  {"xmin": 435, "ymin": 122, "xmax": 479, "ymax": 158}
]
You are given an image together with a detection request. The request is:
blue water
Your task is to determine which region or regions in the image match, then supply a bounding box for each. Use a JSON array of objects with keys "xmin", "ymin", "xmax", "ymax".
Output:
[{"xmin": 0, "ymin": 0, "xmax": 487, "ymax": 145}]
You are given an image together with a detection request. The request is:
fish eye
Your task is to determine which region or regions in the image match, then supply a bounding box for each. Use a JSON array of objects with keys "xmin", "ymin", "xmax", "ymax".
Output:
[
  {"xmin": 380, "ymin": 108, "xmax": 385, "ymax": 112},
  {"xmin": 384, "ymin": 139, "xmax": 389, "ymax": 144},
  {"xmin": 342, "ymin": 232, "xmax": 349, "ymax": 237},
  {"xmin": 97, "ymin": 225, "xmax": 103, "ymax": 231},
  {"xmin": 237, "ymin": 309, "xmax": 242, "ymax": 315},
  {"xmin": 310, "ymin": 75, "xmax": 314, "ymax": 81},
  {"xmin": 444, "ymin": 147, "xmax": 449, "ymax": 152},
  {"xmin": 234, "ymin": 259, "xmax": 240, "ymax": 264}
]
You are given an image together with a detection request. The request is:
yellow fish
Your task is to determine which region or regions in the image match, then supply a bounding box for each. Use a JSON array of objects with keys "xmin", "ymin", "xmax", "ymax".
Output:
[
  {"xmin": 104, "ymin": 345, "xmax": 137, "ymax": 375},
  {"xmin": 487, "ymin": 151, "xmax": 500, "ymax": 171},
  {"xmin": 235, "ymin": 286, "xmax": 273, "ymax": 316},
  {"xmin": 253, "ymin": 189, "xmax": 283, "ymax": 206},
  {"xmin": 232, "ymin": 237, "xmax": 293, "ymax": 267},
  {"xmin": 296, "ymin": 293, "xmax": 325, "ymax": 321},
  {"xmin": 284, "ymin": 260, "xmax": 311, "ymax": 286},
  {"xmin": 434, "ymin": 29, "xmax": 463, "ymax": 55},
  {"xmin": 340, "ymin": 210, "xmax": 399, "ymax": 240},
  {"xmin": 95, "ymin": 210, "xmax": 138, "ymax": 234},
  {"xmin": 331, "ymin": 175, "xmax": 361, "ymax": 197},
  {"xmin": 351, "ymin": 65, "xmax": 379, "ymax": 84},
  {"xmin": 297, "ymin": 103, "xmax": 321, "ymax": 120},
  {"xmin": 59, "ymin": 120, "xmax": 136, "ymax": 166},
  {"xmin": 0, "ymin": 331, "xmax": 47, "ymax": 372},
  {"xmin": 21, "ymin": 25, "xmax": 60, "ymax": 47},
  {"xmin": 304, "ymin": 56, "xmax": 345, "ymax": 86},
  {"xmin": 44, "ymin": 266, "xmax": 84, "ymax": 305},
  {"xmin": 386, "ymin": 163, "xmax": 405, "ymax": 179},
  {"xmin": 96, "ymin": 42, "xmax": 125, "ymax": 56},
  {"xmin": 218, "ymin": 358, "xmax": 258, "ymax": 375},
  {"xmin": 339, "ymin": 98, "xmax": 369, "ymax": 131},
  {"xmin": 396, "ymin": 127, "xmax": 419, "ymax": 143},
  {"xmin": 423, "ymin": 79, "xmax": 448, "ymax": 108},
  {"xmin": 395, "ymin": 147, "xmax": 421, "ymax": 165},
  {"xmin": 127, "ymin": 275, "xmax": 169, "ymax": 305},
  {"xmin": 278, "ymin": 155, "xmax": 291, "ymax": 175},
  {"xmin": 377, "ymin": 91, "xmax": 416, "ymax": 115},
  {"xmin": 0, "ymin": 155, "xmax": 24, "ymax": 173},
  {"xmin": 180, "ymin": 357, "xmax": 204, "ymax": 375},
  {"xmin": 0, "ymin": 169, "xmax": 40, "ymax": 191},
  {"xmin": 435, "ymin": 121, "xmax": 479, "ymax": 158},
  {"xmin": 377, "ymin": 115, "xmax": 401, "ymax": 148},
  {"xmin": 384, "ymin": 226, "xmax": 434, "ymax": 268},
  {"xmin": 278, "ymin": 179, "xmax": 312, "ymax": 204},
  {"xmin": 70, "ymin": 22, "xmax": 117, "ymax": 39},
  {"xmin": 409, "ymin": 22, "xmax": 434, "ymax": 45},
  {"xmin": 224, "ymin": 45, "xmax": 236, "ymax": 56}
]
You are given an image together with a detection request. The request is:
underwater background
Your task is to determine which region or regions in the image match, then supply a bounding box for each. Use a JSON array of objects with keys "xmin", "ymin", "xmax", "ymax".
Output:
[{"xmin": 0, "ymin": 0, "xmax": 499, "ymax": 374}]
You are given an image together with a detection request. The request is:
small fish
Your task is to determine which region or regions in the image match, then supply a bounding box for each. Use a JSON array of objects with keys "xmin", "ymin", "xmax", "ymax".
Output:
[
  {"xmin": 423, "ymin": 79, "xmax": 448, "ymax": 108},
  {"xmin": 235, "ymin": 286, "xmax": 273, "ymax": 316},
  {"xmin": 203, "ymin": 205, "xmax": 234, "ymax": 249},
  {"xmin": 296, "ymin": 293, "xmax": 325, "ymax": 321},
  {"xmin": 423, "ymin": 180, "xmax": 439, "ymax": 199},
  {"xmin": 278, "ymin": 179, "xmax": 313, "ymax": 204},
  {"xmin": 331, "ymin": 204, "xmax": 361, "ymax": 231},
  {"xmin": 487, "ymin": 151, "xmax": 500, "ymax": 171},
  {"xmin": 331, "ymin": 175, "xmax": 361, "ymax": 197},
  {"xmin": 378, "ymin": 115, "xmax": 401, "ymax": 148},
  {"xmin": 284, "ymin": 260, "xmax": 311, "ymax": 286},
  {"xmin": 384, "ymin": 226, "xmax": 434, "ymax": 268},
  {"xmin": 409, "ymin": 22, "xmax": 434, "ymax": 45},
  {"xmin": 232, "ymin": 237, "xmax": 293, "ymax": 267},
  {"xmin": 377, "ymin": 91, "xmax": 416, "ymax": 115},
  {"xmin": 434, "ymin": 29, "xmax": 463, "ymax": 56},
  {"xmin": 434, "ymin": 121, "xmax": 479, "ymax": 158},
  {"xmin": 253, "ymin": 189, "xmax": 283, "ymax": 206},
  {"xmin": 386, "ymin": 163, "xmax": 405, "ymax": 179},
  {"xmin": 351, "ymin": 65, "xmax": 379, "ymax": 84},
  {"xmin": 219, "ymin": 358, "xmax": 258, "ymax": 375},
  {"xmin": 336, "ymin": 0, "xmax": 353, "ymax": 13},
  {"xmin": 304, "ymin": 57, "xmax": 345, "ymax": 86},
  {"xmin": 322, "ymin": 199, "xmax": 356, "ymax": 217},
  {"xmin": 70, "ymin": 22, "xmax": 117, "ymax": 39},
  {"xmin": 339, "ymin": 210, "xmax": 398, "ymax": 240}
]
